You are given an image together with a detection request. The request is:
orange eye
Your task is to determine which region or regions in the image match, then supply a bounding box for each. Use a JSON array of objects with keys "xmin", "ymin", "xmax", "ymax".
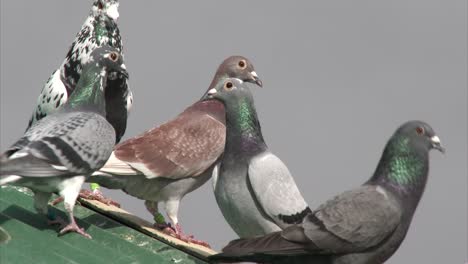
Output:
[
  {"xmin": 416, "ymin": 126, "xmax": 424, "ymax": 135},
  {"xmin": 224, "ymin": 81, "xmax": 234, "ymax": 90},
  {"xmin": 238, "ymin": 60, "xmax": 247, "ymax": 69},
  {"xmin": 109, "ymin": 52, "xmax": 119, "ymax": 61}
]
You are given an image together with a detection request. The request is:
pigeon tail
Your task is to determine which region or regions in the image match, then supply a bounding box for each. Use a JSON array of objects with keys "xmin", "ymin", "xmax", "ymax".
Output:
[
  {"xmin": 0, "ymin": 155, "xmax": 70, "ymax": 178},
  {"xmin": 0, "ymin": 175, "xmax": 21, "ymax": 185},
  {"xmin": 210, "ymin": 230, "xmax": 310, "ymax": 263}
]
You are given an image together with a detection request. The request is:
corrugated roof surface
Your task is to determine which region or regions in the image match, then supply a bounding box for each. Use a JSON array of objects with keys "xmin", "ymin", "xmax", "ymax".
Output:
[{"xmin": 0, "ymin": 185, "xmax": 214, "ymax": 264}]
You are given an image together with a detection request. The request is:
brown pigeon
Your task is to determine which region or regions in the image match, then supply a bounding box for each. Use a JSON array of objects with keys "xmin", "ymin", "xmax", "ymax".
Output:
[{"xmin": 89, "ymin": 56, "xmax": 262, "ymax": 246}]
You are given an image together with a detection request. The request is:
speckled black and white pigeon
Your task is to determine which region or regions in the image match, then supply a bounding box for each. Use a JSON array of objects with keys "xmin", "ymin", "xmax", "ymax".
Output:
[
  {"xmin": 27, "ymin": 0, "xmax": 132, "ymax": 143},
  {"xmin": 0, "ymin": 46, "xmax": 128, "ymax": 239},
  {"xmin": 202, "ymin": 78, "xmax": 310, "ymax": 239},
  {"xmin": 88, "ymin": 56, "xmax": 262, "ymax": 247},
  {"xmin": 210, "ymin": 121, "xmax": 445, "ymax": 264}
]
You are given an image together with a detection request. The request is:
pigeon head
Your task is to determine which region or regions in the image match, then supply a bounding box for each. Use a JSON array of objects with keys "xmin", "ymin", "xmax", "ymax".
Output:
[
  {"xmin": 204, "ymin": 78, "xmax": 253, "ymax": 105},
  {"xmin": 92, "ymin": 0, "xmax": 120, "ymax": 20},
  {"xmin": 391, "ymin": 121, "xmax": 445, "ymax": 154},
  {"xmin": 88, "ymin": 46, "xmax": 128, "ymax": 79},
  {"xmin": 209, "ymin": 56, "xmax": 262, "ymax": 89},
  {"xmin": 66, "ymin": 46, "xmax": 127, "ymax": 111},
  {"xmin": 369, "ymin": 120, "xmax": 444, "ymax": 193}
]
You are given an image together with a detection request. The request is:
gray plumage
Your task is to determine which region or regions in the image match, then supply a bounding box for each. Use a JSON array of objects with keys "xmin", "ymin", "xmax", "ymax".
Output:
[
  {"xmin": 203, "ymin": 78, "xmax": 310, "ymax": 239},
  {"xmin": 0, "ymin": 46, "xmax": 127, "ymax": 238},
  {"xmin": 210, "ymin": 121, "xmax": 445, "ymax": 264}
]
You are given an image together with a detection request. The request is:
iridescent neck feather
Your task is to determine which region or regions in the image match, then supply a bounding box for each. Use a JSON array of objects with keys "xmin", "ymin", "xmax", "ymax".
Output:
[
  {"xmin": 371, "ymin": 136, "xmax": 429, "ymax": 195},
  {"xmin": 224, "ymin": 97, "xmax": 266, "ymax": 155},
  {"xmin": 66, "ymin": 65, "xmax": 106, "ymax": 113}
]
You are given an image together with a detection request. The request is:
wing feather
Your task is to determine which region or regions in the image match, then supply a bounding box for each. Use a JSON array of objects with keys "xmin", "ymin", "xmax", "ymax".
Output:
[
  {"xmin": 113, "ymin": 103, "xmax": 225, "ymax": 180},
  {"xmin": 248, "ymin": 152, "xmax": 310, "ymax": 228}
]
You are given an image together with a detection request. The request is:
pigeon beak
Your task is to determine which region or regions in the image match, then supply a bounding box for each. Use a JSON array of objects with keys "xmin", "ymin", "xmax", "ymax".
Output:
[
  {"xmin": 430, "ymin": 135, "xmax": 445, "ymax": 153},
  {"xmin": 120, "ymin": 64, "xmax": 129, "ymax": 79},
  {"xmin": 207, "ymin": 88, "xmax": 217, "ymax": 96},
  {"xmin": 249, "ymin": 71, "xmax": 263, "ymax": 87}
]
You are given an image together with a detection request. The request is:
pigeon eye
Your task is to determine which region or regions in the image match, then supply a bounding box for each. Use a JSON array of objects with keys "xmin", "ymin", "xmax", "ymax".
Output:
[
  {"xmin": 415, "ymin": 126, "xmax": 424, "ymax": 135},
  {"xmin": 238, "ymin": 60, "xmax": 247, "ymax": 69},
  {"xmin": 98, "ymin": 1, "xmax": 104, "ymax": 9},
  {"xmin": 109, "ymin": 52, "xmax": 119, "ymax": 62},
  {"xmin": 224, "ymin": 81, "xmax": 234, "ymax": 90}
]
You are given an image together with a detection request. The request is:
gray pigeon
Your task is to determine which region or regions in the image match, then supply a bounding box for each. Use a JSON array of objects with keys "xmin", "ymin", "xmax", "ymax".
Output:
[
  {"xmin": 88, "ymin": 56, "xmax": 262, "ymax": 246},
  {"xmin": 0, "ymin": 46, "xmax": 128, "ymax": 238},
  {"xmin": 28, "ymin": 0, "xmax": 131, "ymax": 202},
  {"xmin": 210, "ymin": 121, "xmax": 444, "ymax": 264},
  {"xmin": 202, "ymin": 78, "xmax": 310, "ymax": 239}
]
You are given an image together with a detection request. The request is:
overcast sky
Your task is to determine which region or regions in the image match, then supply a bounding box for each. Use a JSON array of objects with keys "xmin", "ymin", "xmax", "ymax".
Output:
[{"xmin": 1, "ymin": 1, "xmax": 466, "ymax": 263}]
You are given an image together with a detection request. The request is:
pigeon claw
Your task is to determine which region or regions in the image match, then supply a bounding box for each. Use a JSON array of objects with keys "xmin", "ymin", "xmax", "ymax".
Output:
[
  {"xmin": 59, "ymin": 222, "xmax": 92, "ymax": 239},
  {"xmin": 78, "ymin": 189, "xmax": 121, "ymax": 208},
  {"xmin": 50, "ymin": 196, "xmax": 65, "ymax": 206},
  {"xmin": 153, "ymin": 219, "xmax": 211, "ymax": 248}
]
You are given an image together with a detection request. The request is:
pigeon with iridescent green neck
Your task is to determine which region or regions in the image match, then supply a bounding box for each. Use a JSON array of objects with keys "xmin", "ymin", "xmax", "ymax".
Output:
[
  {"xmin": 210, "ymin": 121, "xmax": 444, "ymax": 264},
  {"xmin": 27, "ymin": 0, "xmax": 132, "ymax": 143},
  {"xmin": 0, "ymin": 46, "xmax": 127, "ymax": 239},
  {"xmin": 202, "ymin": 78, "xmax": 310, "ymax": 239},
  {"xmin": 27, "ymin": 0, "xmax": 131, "ymax": 202}
]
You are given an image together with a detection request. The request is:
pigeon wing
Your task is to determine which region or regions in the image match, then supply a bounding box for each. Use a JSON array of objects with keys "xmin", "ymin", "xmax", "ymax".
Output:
[
  {"xmin": 109, "ymin": 106, "xmax": 225, "ymax": 179},
  {"xmin": 3, "ymin": 111, "xmax": 115, "ymax": 177},
  {"xmin": 248, "ymin": 152, "xmax": 310, "ymax": 228},
  {"xmin": 283, "ymin": 185, "xmax": 402, "ymax": 254}
]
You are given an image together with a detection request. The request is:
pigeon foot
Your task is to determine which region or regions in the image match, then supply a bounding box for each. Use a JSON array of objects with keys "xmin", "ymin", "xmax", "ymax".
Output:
[
  {"xmin": 78, "ymin": 189, "xmax": 121, "ymax": 207},
  {"xmin": 59, "ymin": 222, "xmax": 92, "ymax": 239},
  {"xmin": 158, "ymin": 223, "xmax": 210, "ymax": 248}
]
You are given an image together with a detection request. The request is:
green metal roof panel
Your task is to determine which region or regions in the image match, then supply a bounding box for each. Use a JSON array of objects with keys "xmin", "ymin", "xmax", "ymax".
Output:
[{"xmin": 0, "ymin": 186, "xmax": 213, "ymax": 264}]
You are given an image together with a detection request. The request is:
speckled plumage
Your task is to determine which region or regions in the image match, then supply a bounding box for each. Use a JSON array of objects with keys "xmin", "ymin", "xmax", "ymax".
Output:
[
  {"xmin": 210, "ymin": 121, "xmax": 444, "ymax": 264},
  {"xmin": 27, "ymin": 0, "xmax": 132, "ymax": 143}
]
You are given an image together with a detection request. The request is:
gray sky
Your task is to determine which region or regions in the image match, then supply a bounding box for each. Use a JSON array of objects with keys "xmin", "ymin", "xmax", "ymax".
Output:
[{"xmin": 1, "ymin": 1, "xmax": 466, "ymax": 262}]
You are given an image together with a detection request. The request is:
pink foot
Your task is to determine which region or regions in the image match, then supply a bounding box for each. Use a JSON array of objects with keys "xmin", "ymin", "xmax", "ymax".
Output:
[
  {"xmin": 59, "ymin": 222, "xmax": 92, "ymax": 239},
  {"xmin": 163, "ymin": 223, "xmax": 211, "ymax": 248},
  {"xmin": 50, "ymin": 196, "xmax": 65, "ymax": 206},
  {"xmin": 78, "ymin": 189, "xmax": 121, "ymax": 207},
  {"xmin": 175, "ymin": 232, "xmax": 211, "ymax": 248}
]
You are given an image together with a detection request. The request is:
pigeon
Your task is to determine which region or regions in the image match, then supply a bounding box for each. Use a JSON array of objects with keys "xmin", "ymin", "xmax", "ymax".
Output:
[
  {"xmin": 27, "ymin": 0, "xmax": 131, "ymax": 201},
  {"xmin": 0, "ymin": 46, "xmax": 128, "ymax": 239},
  {"xmin": 88, "ymin": 56, "xmax": 262, "ymax": 246},
  {"xmin": 210, "ymin": 121, "xmax": 445, "ymax": 264},
  {"xmin": 27, "ymin": 0, "xmax": 131, "ymax": 143},
  {"xmin": 202, "ymin": 78, "xmax": 310, "ymax": 239}
]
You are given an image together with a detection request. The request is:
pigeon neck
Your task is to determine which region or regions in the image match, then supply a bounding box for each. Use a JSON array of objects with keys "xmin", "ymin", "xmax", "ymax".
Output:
[
  {"xmin": 369, "ymin": 137, "xmax": 429, "ymax": 208},
  {"xmin": 224, "ymin": 97, "xmax": 267, "ymax": 157},
  {"xmin": 65, "ymin": 65, "xmax": 106, "ymax": 114}
]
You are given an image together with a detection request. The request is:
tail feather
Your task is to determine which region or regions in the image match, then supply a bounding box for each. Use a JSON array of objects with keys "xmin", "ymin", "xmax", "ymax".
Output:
[
  {"xmin": 0, "ymin": 155, "xmax": 69, "ymax": 178},
  {"xmin": 96, "ymin": 152, "xmax": 138, "ymax": 176},
  {"xmin": 209, "ymin": 231, "xmax": 310, "ymax": 263},
  {"xmin": 0, "ymin": 175, "xmax": 22, "ymax": 185}
]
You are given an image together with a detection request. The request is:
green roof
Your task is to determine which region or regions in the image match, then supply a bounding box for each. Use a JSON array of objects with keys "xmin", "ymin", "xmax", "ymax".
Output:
[{"xmin": 0, "ymin": 185, "xmax": 215, "ymax": 264}]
